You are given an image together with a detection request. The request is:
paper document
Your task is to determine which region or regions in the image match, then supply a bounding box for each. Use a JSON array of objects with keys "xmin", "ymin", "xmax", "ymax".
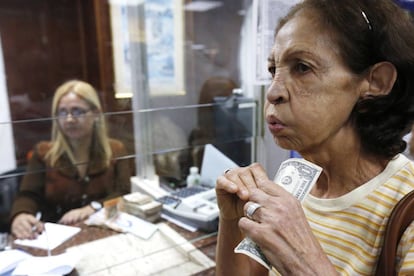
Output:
[
  {"xmin": 11, "ymin": 251, "xmax": 80, "ymax": 276},
  {"xmin": 106, "ymin": 211, "xmax": 158, "ymax": 239},
  {"xmin": 86, "ymin": 209, "xmax": 158, "ymax": 239},
  {"xmin": 14, "ymin": 222, "xmax": 81, "ymax": 250},
  {"xmin": 0, "ymin": 249, "xmax": 32, "ymax": 275}
]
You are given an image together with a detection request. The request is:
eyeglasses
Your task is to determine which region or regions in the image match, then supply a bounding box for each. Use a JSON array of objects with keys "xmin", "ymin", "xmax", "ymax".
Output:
[{"xmin": 56, "ymin": 107, "xmax": 91, "ymax": 118}]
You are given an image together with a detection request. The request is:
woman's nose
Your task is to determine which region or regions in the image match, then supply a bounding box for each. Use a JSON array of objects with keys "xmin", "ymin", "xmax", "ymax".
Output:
[
  {"xmin": 63, "ymin": 113, "xmax": 77, "ymax": 122},
  {"xmin": 266, "ymin": 74, "xmax": 289, "ymax": 104}
]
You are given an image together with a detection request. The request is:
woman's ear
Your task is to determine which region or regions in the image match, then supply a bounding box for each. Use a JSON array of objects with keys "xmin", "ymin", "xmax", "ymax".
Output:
[{"xmin": 361, "ymin": 61, "xmax": 397, "ymax": 98}]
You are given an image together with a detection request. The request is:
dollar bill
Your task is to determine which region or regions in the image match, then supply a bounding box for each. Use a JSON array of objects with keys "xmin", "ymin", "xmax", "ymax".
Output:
[
  {"xmin": 274, "ymin": 158, "xmax": 323, "ymax": 201},
  {"xmin": 234, "ymin": 158, "xmax": 323, "ymax": 270}
]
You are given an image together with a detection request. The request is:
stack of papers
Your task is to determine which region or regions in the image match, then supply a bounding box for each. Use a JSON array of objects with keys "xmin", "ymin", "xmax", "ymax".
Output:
[{"xmin": 119, "ymin": 192, "xmax": 163, "ymax": 222}]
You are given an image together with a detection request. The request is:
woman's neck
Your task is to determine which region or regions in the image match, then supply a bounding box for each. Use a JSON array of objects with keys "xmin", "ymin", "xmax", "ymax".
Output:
[
  {"xmin": 71, "ymin": 138, "xmax": 91, "ymax": 158},
  {"xmin": 309, "ymin": 154, "xmax": 388, "ymax": 198},
  {"xmin": 301, "ymin": 131, "xmax": 389, "ymax": 198},
  {"xmin": 69, "ymin": 137, "xmax": 92, "ymax": 178}
]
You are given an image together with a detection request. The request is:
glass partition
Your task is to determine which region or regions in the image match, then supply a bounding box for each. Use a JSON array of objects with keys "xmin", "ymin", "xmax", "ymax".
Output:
[
  {"xmin": 0, "ymin": 105, "xmax": 257, "ymax": 275},
  {"xmin": 0, "ymin": 0, "xmax": 257, "ymax": 274}
]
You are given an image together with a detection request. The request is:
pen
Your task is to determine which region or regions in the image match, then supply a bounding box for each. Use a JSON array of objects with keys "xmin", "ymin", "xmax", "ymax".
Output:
[
  {"xmin": 32, "ymin": 211, "xmax": 42, "ymax": 232},
  {"xmin": 32, "ymin": 212, "xmax": 51, "ymax": 256}
]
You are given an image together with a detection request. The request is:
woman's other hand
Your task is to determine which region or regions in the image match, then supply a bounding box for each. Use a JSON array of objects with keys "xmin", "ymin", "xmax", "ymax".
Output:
[
  {"xmin": 11, "ymin": 213, "xmax": 44, "ymax": 240},
  {"xmin": 238, "ymin": 170, "xmax": 335, "ymax": 275},
  {"xmin": 59, "ymin": 205, "xmax": 95, "ymax": 225}
]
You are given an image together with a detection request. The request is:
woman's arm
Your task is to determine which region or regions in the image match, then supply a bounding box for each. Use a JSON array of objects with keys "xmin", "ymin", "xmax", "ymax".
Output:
[
  {"xmin": 10, "ymin": 144, "xmax": 46, "ymax": 238},
  {"xmin": 216, "ymin": 217, "xmax": 268, "ymax": 276},
  {"xmin": 10, "ymin": 145, "xmax": 46, "ymax": 220},
  {"xmin": 215, "ymin": 165, "xmax": 268, "ymax": 276}
]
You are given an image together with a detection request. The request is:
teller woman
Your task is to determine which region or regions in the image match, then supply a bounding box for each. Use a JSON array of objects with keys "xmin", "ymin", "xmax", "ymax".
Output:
[{"xmin": 10, "ymin": 80, "xmax": 131, "ymax": 239}]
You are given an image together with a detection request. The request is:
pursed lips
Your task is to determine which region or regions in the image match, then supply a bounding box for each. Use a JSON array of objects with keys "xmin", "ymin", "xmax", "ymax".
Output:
[{"xmin": 266, "ymin": 116, "xmax": 286, "ymax": 134}]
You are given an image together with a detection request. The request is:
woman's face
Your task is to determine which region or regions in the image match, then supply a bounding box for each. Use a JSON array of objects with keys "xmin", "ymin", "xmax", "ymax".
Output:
[
  {"xmin": 264, "ymin": 11, "xmax": 363, "ymax": 154},
  {"xmin": 57, "ymin": 92, "xmax": 96, "ymax": 141}
]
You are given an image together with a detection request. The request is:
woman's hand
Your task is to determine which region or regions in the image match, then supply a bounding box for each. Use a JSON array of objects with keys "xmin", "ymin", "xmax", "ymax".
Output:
[
  {"xmin": 59, "ymin": 205, "xmax": 95, "ymax": 225},
  {"xmin": 215, "ymin": 163, "xmax": 267, "ymax": 221},
  {"xmin": 11, "ymin": 213, "xmax": 44, "ymax": 240},
  {"xmin": 238, "ymin": 168, "xmax": 336, "ymax": 275}
]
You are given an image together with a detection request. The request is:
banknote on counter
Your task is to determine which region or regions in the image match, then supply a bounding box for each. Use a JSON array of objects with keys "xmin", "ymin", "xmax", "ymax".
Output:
[{"xmin": 234, "ymin": 158, "xmax": 323, "ymax": 270}]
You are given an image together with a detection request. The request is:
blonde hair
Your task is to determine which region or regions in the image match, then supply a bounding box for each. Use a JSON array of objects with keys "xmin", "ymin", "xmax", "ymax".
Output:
[{"xmin": 46, "ymin": 80, "xmax": 112, "ymax": 167}]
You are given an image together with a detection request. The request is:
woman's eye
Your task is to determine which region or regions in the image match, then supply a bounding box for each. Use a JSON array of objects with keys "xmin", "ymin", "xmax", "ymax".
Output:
[{"xmin": 294, "ymin": 63, "xmax": 310, "ymax": 74}]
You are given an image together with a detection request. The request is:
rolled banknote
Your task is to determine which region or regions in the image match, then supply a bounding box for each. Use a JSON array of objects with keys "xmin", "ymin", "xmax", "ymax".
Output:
[{"xmin": 234, "ymin": 158, "xmax": 323, "ymax": 270}]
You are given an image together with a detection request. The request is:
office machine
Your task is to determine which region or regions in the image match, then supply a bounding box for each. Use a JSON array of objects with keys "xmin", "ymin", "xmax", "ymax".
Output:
[
  {"xmin": 132, "ymin": 144, "xmax": 238, "ymax": 232},
  {"xmin": 156, "ymin": 186, "xmax": 218, "ymax": 232}
]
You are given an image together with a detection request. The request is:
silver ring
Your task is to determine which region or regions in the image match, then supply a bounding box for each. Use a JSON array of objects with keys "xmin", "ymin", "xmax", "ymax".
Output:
[
  {"xmin": 224, "ymin": 169, "xmax": 231, "ymax": 175},
  {"xmin": 246, "ymin": 202, "xmax": 262, "ymax": 220}
]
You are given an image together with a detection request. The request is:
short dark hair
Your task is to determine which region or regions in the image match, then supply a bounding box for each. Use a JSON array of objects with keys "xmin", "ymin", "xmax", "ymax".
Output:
[{"xmin": 276, "ymin": 0, "xmax": 414, "ymax": 158}]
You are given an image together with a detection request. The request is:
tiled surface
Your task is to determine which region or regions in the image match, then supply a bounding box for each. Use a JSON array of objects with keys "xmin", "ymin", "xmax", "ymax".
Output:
[{"xmin": 12, "ymin": 221, "xmax": 218, "ymax": 275}]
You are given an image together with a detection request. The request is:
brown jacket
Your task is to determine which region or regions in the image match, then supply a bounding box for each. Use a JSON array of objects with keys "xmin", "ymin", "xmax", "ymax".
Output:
[{"xmin": 10, "ymin": 139, "xmax": 131, "ymax": 222}]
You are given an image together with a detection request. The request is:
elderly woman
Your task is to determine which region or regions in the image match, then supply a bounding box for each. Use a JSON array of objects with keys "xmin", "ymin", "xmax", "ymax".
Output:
[
  {"xmin": 10, "ymin": 80, "xmax": 131, "ymax": 239},
  {"xmin": 216, "ymin": 0, "xmax": 414, "ymax": 275}
]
